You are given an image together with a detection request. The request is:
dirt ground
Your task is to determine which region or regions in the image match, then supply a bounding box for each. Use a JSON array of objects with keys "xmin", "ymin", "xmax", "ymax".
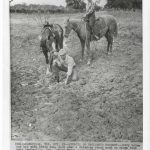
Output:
[{"xmin": 11, "ymin": 10, "xmax": 142, "ymax": 142}]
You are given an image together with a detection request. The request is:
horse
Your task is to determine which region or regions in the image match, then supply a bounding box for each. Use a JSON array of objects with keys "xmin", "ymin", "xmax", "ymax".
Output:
[
  {"xmin": 64, "ymin": 15, "xmax": 118, "ymax": 65},
  {"xmin": 39, "ymin": 22, "xmax": 63, "ymax": 74}
]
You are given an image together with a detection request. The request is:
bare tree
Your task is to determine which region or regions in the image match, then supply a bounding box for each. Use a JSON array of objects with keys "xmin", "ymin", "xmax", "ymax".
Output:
[{"xmin": 9, "ymin": 0, "xmax": 13, "ymax": 3}]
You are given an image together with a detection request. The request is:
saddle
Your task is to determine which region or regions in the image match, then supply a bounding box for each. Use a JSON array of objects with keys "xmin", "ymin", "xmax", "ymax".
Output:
[
  {"xmin": 93, "ymin": 17, "xmax": 108, "ymax": 39},
  {"xmin": 85, "ymin": 17, "xmax": 108, "ymax": 41}
]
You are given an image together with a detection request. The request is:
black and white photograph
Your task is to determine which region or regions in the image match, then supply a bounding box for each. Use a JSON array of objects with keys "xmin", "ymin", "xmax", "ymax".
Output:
[{"xmin": 9, "ymin": 0, "xmax": 143, "ymax": 149}]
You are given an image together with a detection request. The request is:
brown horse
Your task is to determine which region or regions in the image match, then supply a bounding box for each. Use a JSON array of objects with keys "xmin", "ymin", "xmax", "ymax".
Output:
[
  {"xmin": 64, "ymin": 15, "xmax": 118, "ymax": 65},
  {"xmin": 39, "ymin": 22, "xmax": 63, "ymax": 74}
]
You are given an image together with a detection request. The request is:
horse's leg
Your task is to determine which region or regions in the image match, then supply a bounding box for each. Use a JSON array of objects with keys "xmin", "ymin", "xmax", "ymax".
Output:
[
  {"xmin": 52, "ymin": 39, "xmax": 58, "ymax": 52},
  {"xmin": 55, "ymin": 41, "xmax": 59, "ymax": 52},
  {"xmin": 59, "ymin": 34, "xmax": 63, "ymax": 50},
  {"xmin": 110, "ymin": 36, "xmax": 113, "ymax": 53},
  {"xmin": 49, "ymin": 52, "xmax": 53, "ymax": 72},
  {"xmin": 80, "ymin": 39, "xmax": 85, "ymax": 61},
  {"xmin": 55, "ymin": 36, "xmax": 62, "ymax": 51},
  {"xmin": 52, "ymin": 60, "xmax": 60, "ymax": 83},
  {"xmin": 86, "ymin": 39, "xmax": 92, "ymax": 65},
  {"xmin": 105, "ymin": 32, "xmax": 111, "ymax": 55},
  {"xmin": 107, "ymin": 41, "xmax": 110, "ymax": 55},
  {"xmin": 43, "ymin": 50, "xmax": 50, "ymax": 75}
]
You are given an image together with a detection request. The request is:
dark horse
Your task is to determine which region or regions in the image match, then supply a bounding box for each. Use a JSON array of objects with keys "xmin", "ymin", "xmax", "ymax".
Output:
[
  {"xmin": 39, "ymin": 22, "xmax": 63, "ymax": 74},
  {"xmin": 64, "ymin": 15, "xmax": 118, "ymax": 65}
]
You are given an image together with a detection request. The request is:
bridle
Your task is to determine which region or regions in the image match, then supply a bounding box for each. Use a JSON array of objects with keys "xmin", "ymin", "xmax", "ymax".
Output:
[
  {"xmin": 66, "ymin": 18, "xmax": 84, "ymax": 36},
  {"xmin": 42, "ymin": 26, "xmax": 55, "ymax": 39},
  {"xmin": 66, "ymin": 17, "xmax": 89, "ymax": 42}
]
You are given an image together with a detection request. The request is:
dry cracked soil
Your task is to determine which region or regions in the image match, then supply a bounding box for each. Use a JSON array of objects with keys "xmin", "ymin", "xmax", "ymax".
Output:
[{"xmin": 11, "ymin": 10, "xmax": 142, "ymax": 142}]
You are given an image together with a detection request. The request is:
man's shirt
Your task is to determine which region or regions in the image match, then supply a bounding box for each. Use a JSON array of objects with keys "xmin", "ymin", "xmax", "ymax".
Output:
[
  {"xmin": 86, "ymin": 2, "xmax": 95, "ymax": 16},
  {"xmin": 55, "ymin": 54, "xmax": 76, "ymax": 76},
  {"xmin": 64, "ymin": 55, "xmax": 76, "ymax": 76}
]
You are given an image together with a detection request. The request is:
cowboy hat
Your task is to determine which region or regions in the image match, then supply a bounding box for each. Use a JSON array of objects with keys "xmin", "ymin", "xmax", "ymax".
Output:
[{"xmin": 58, "ymin": 48, "xmax": 67, "ymax": 56}]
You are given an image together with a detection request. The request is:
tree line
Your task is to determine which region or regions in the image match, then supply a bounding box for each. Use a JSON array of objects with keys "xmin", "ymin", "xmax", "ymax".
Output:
[
  {"xmin": 106, "ymin": 0, "xmax": 142, "ymax": 10},
  {"xmin": 10, "ymin": 4, "xmax": 68, "ymax": 14},
  {"xmin": 10, "ymin": 0, "xmax": 102, "ymax": 14},
  {"xmin": 10, "ymin": 0, "xmax": 142, "ymax": 14},
  {"xmin": 65, "ymin": 0, "xmax": 142, "ymax": 10}
]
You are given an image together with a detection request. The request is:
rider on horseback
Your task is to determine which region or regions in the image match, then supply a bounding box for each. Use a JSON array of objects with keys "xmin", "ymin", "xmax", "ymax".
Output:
[{"xmin": 83, "ymin": 0, "xmax": 99, "ymax": 40}]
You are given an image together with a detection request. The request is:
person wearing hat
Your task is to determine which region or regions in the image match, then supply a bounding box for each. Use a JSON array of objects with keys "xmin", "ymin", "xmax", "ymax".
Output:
[
  {"xmin": 52, "ymin": 46, "xmax": 78, "ymax": 84},
  {"xmin": 83, "ymin": 0, "xmax": 99, "ymax": 40}
]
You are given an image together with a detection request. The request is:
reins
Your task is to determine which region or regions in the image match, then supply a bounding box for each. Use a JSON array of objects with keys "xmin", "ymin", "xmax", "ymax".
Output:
[
  {"xmin": 72, "ymin": 18, "xmax": 98, "ymax": 52},
  {"xmin": 73, "ymin": 18, "xmax": 84, "ymax": 32},
  {"xmin": 72, "ymin": 18, "xmax": 88, "ymax": 42}
]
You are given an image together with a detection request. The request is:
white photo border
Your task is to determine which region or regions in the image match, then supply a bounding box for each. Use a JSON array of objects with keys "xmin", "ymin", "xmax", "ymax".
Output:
[{"xmin": 0, "ymin": 0, "xmax": 149, "ymax": 150}]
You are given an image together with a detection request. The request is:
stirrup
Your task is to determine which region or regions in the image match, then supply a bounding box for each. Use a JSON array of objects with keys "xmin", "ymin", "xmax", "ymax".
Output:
[
  {"xmin": 94, "ymin": 35, "xmax": 99, "ymax": 40},
  {"xmin": 91, "ymin": 35, "xmax": 99, "ymax": 41}
]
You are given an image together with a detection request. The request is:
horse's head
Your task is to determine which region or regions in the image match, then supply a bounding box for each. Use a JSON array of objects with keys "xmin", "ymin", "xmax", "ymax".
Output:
[
  {"xmin": 39, "ymin": 22, "xmax": 55, "ymax": 52},
  {"xmin": 64, "ymin": 18, "xmax": 73, "ymax": 38}
]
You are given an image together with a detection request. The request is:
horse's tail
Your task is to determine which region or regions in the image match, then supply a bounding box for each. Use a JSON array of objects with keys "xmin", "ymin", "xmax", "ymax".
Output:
[{"xmin": 114, "ymin": 20, "xmax": 118, "ymax": 38}]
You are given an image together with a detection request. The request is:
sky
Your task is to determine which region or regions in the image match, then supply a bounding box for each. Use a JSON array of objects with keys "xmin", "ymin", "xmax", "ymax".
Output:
[
  {"xmin": 11, "ymin": 0, "xmax": 66, "ymax": 6},
  {"xmin": 10, "ymin": 0, "xmax": 107, "ymax": 7}
]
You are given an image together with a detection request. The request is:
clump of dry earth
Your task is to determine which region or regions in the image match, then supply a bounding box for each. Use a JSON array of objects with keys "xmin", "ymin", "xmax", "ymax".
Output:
[{"xmin": 11, "ymin": 10, "xmax": 142, "ymax": 142}]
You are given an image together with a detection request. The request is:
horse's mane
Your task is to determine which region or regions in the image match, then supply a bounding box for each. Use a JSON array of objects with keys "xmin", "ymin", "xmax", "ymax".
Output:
[
  {"xmin": 68, "ymin": 19, "xmax": 85, "ymax": 30},
  {"xmin": 65, "ymin": 18, "xmax": 84, "ymax": 25},
  {"xmin": 43, "ymin": 24, "xmax": 53, "ymax": 28},
  {"xmin": 70, "ymin": 18, "xmax": 83, "ymax": 23}
]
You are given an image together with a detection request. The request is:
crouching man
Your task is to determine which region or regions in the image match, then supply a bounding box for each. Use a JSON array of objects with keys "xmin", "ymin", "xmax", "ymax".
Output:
[{"xmin": 52, "ymin": 48, "xmax": 78, "ymax": 84}]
